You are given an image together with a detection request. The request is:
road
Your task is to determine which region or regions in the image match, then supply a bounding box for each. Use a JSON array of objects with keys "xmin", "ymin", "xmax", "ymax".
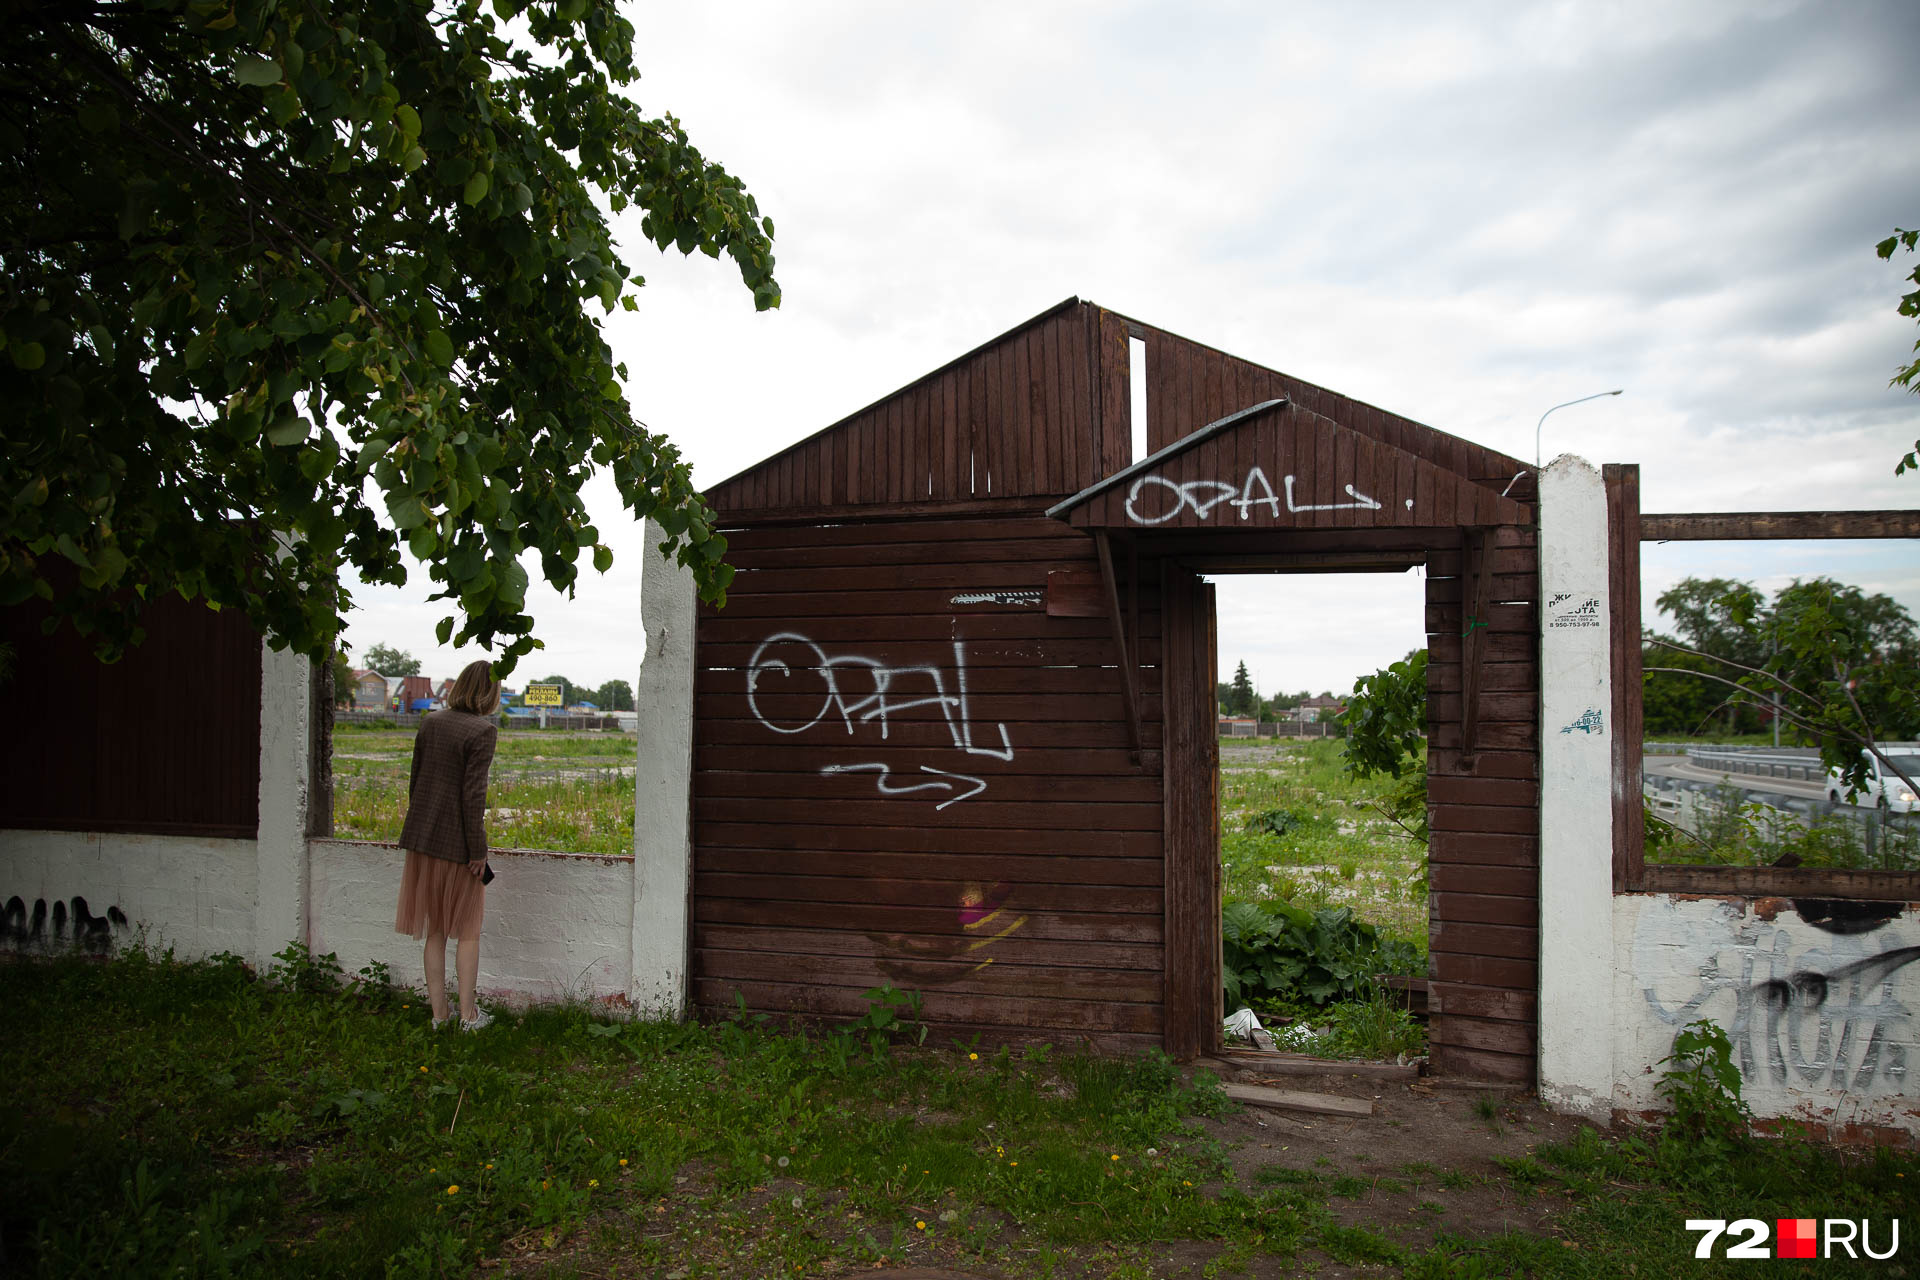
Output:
[{"xmin": 1642, "ymin": 753, "xmax": 1836, "ymax": 805}]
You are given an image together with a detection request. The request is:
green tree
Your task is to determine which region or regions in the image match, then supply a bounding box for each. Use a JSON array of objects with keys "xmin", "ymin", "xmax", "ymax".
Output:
[
  {"xmin": 593, "ymin": 677, "xmax": 632, "ymax": 711},
  {"xmin": 1875, "ymin": 226, "xmax": 1920, "ymax": 475},
  {"xmin": 2, "ymin": 0, "xmax": 777, "ymax": 673},
  {"xmin": 361, "ymin": 642, "xmax": 418, "ymax": 677},
  {"xmin": 330, "ymin": 649, "xmax": 354, "ymax": 705},
  {"xmin": 1645, "ymin": 577, "xmax": 1920, "ymax": 795},
  {"xmin": 1646, "ymin": 577, "xmax": 1770, "ymax": 735},
  {"xmin": 1338, "ymin": 649, "xmax": 1428, "ymax": 843},
  {"xmin": 1226, "ymin": 660, "xmax": 1255, "ymax": 717}
]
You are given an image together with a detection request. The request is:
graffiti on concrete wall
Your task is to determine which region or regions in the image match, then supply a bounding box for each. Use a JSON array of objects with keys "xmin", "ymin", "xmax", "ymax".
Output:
[
  {"xmin": 2, "ymin": 895, "xmax": 130, "ymax": 954},
  {"xmin": 1639, "ymin": 902, "xmax": 1918, "ymax": 1096}
]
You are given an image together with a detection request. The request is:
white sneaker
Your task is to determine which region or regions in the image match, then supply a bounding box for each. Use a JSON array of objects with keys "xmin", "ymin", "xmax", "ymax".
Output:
[
  {"xmin": 431, "ymin": 1014, "xmax": 456, "ymax": 1031},
  {"xmin": 460, "ymin": 1007, "xmax": 494, "ymax": 1033}
]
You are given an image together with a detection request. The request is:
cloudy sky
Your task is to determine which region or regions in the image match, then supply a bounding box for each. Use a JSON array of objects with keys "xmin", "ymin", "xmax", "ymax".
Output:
[{"xmin": 340, "ymin": 0, "xmax": 1920, "ymax": 698}]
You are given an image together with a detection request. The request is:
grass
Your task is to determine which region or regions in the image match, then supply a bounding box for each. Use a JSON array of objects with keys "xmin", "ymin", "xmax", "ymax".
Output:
[
  {"xmin": 1217, "ymin": 737, "xmax": 1428, "ymax": 957},
  {"xmin": 4, "ymin": 948, "xmax": 1912, "ymax": 1278},
  {"xmin": 329, "ymin": 729, "xmax": 637, "ymax": 856},
  {"xmin": 1648, "ymin": 781, "xmax": 1920, "ymax": 871}
]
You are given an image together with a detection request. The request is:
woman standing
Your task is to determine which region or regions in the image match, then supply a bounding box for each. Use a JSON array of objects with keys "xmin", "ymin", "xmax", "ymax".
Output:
[{"xmin": 394, "ymin": 659, "xmax": 500, "ymax": 1030}]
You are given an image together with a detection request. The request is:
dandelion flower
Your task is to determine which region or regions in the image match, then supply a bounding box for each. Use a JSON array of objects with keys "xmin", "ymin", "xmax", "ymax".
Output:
[
  {"xmin": 485, "ymin": 1163, "xmax": 493, "ymax": 1170},
  {"xmin": 1110, "ymin": 1154, "xmax": 1119, "ymax": 1161},
  {"xmin": 419, "ymin": 1066, "xmax": 428, "ymax": 1073},
  {"xmin": 1009, "ymin": 1161, "xmax": 1018, "ymax": 1167},
  {"xmin": 1183, "ymin": 1180, "xmax": 1192, "ymax": 1187},
  {"xmin": 541, "ymin": 1180, "xmax": 549, "ymax": 1189},
  {"xmin": 589, "ymin": 1179, "xmax": 599, "ymax": 1187},
  {"xmin": 447, "ymin": 1185, "xmax": 459, "ymax": 1195},
  {"xmin": 619, "ymin": 1158, "xmax": 628, "ymax": 1167},
  {"xmin": 915, "ymin": 1221, "xmax": 926, "ymax": 1230},
  {"xmin": 791, "ymin": 1196, "xmax": 803, "ymax": 1209},
  {"xmin": 969, "ymin": 1053, "xmax": 978, "ymax": 1060}
]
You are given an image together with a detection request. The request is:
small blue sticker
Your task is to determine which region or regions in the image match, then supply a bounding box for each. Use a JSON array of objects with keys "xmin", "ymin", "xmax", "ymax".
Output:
[{"xmin": 1560, "ymin": 708, "xmax": 1605, "ymax": 735}]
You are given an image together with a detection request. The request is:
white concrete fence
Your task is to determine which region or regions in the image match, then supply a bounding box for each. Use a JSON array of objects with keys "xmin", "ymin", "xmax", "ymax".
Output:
[
  {"xmin": 1537, "ymin": 457, "xmax": 1918, "ymax": 1140},
  {"xmin": 0, "ymin": 520, "xmax": 697, "ymax": 1018}
]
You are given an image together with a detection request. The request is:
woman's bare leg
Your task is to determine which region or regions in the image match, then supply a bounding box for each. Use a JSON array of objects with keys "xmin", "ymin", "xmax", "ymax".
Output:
[
  {"xmin": 456, "ymin": 937, "xmax": 481, "ymax": 1021},
  {"xmin": 424, "ymin": 933, "xmax": 450, "ymax": 1021}
]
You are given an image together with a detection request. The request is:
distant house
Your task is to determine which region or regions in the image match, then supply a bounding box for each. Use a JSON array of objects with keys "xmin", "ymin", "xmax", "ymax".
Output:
[
  {"xmin": 348, "ymin": 669, "xmax": 388, "ymax": 710},
  {"xmin": 1289, "ymin": 696, "xmax": 1346, "ymax": 724},
  {"xmin": 396, "ymin": 675, "xmax": 434, "ymax": 711},
  {"xmin": 433, "ymin": 678, "xmax": 454, "ymax": 706}
]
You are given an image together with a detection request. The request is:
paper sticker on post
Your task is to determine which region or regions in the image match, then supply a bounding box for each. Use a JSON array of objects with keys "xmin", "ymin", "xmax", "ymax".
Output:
[{"xmin": 1548, "ymin": 592, "xmax": 1603, "ymax": 629}]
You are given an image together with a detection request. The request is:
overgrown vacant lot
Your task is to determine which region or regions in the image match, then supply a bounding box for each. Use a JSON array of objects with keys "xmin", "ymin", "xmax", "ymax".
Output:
[
  {"xmin": 330, "ymin": 727, "xmax": 636, "ymax": 856},
  {"xmin": 4, "ymin": 951, "xmax": 1910, "ymax": 1278},
  {"xmin": 1218, "ymin": 739, "xmax": 1429, "ymax": 951}
]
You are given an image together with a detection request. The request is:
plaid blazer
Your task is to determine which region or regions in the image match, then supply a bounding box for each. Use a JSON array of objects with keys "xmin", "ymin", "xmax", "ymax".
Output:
[{"xmin": 398, "ymin": 710, "xmax": 498, "ymax": 863}]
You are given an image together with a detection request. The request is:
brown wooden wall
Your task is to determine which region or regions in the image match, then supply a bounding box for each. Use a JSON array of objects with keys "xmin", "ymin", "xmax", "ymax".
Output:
[
  {"xmin": 1423, "ymin": 528, "xmax": 1541, "ymax": 1083},
  {"xmin": 704, "ymin": 302, "xmax": 1131, "ymax": 519},
  {"xmin": 692, "ymin": 514, "xmax": 1168, "ymax": 1048},
  {"xmin": 0, "ymin": 591, "xmax": 264, "ymax": 838},
  {"xmin": 1138, "ymin": 323, "xmax": 1527, "ymax": 495}
]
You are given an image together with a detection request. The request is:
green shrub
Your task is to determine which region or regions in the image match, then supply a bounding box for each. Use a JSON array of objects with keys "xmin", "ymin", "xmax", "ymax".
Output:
[{"xmin": 1222, "ymin": 900, "xmax": 1420, "ymax": 1009}]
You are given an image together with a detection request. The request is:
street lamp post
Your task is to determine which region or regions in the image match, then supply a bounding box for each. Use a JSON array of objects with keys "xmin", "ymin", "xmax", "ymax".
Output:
[{"xmin": 1535, "ymin": 389, "xmax": 1624, "ymax": 471}]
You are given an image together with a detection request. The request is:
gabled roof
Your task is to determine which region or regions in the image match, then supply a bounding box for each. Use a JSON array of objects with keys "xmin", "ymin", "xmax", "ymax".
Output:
[
  {"xmin": 1047, "ymin": 397, "xmax": 1532, "ymax": 530},
  {"xmin": 707, "ymin": 299, "xmax": 1528, "ymax": 525}
]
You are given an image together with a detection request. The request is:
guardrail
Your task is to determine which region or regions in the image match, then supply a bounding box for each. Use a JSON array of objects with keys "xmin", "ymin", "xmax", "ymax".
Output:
[{"xmin": 1683, "ymin": 746, "xmax": 1827, "ymax": 784}]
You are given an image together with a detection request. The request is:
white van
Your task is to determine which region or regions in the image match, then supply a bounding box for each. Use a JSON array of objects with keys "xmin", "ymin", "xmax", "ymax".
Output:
[{"xmin": 1826, "ymin": 747, "xmax": 1920, "ymax": 813}]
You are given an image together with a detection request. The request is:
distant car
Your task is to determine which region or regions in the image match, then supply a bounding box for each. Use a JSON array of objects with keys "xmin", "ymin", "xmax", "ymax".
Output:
[{"xmin": 1826, "ymin": 747, "xmax": 1920, "ymax": 813}]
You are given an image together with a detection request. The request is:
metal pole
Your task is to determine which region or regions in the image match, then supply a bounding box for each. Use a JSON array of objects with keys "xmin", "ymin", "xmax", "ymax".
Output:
[{"xmin": 1535, "ymin": 389, "xmax": 1624, "ymax": 471}]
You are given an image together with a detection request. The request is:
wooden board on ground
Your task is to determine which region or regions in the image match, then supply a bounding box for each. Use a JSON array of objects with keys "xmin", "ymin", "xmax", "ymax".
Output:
[
  {"xmin": 1213, "ymin": 1049, "xmax": 1420, "ymax": 1082},
  {"xmin": 1218, "ymin": 1082, "xmax": 1375, "ymax": 1118}
]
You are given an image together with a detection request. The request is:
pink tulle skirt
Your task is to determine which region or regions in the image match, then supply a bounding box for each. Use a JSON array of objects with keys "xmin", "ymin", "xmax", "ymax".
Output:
[{"xmin": 394, "ymin": 850, "xmax": 486, "ymax": 941}]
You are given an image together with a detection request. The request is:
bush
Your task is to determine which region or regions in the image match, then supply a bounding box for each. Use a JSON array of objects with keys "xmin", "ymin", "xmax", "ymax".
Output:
[{"xmin": 1222, "ymin": 900, "xmax": 1420, "ymax": 1009}]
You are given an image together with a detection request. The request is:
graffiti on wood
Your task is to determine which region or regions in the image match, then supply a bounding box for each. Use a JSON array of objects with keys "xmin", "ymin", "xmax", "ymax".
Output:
[
  {"xmin": 747, "ymin": 632, "xmax": 1014, "ymax": 808},
  {"xmin": 1123, "ymin": 466, "xmax": 1391, "ymax": 526}
]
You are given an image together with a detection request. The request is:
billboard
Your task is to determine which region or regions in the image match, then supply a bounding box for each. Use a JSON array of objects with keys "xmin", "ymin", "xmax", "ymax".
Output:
[{"xmin": 523, "ymin": 683, "xmax": 564, "ymax": 707}]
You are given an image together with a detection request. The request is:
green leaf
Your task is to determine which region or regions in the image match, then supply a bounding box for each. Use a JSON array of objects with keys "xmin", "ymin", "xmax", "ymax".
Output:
[
  {"xmin": 235, "ymin": 55, "xmax": 283, "ymax": 87},
  {"xmin": 10, "ymin": 342, "xmax": 45, "ymax": 371},
  {"xmin": 424, "ymin": 330, "xmax": 453, "ymax": 367},
  {"xmin": 265, "ymin": 415, "xmax": 308, "ymax": 446},
  {"xmin": 463, "ymin": 171, "xmax": 490, "ymax": 206},
  {"xmin": 403, "ymin": 145, "xmax": 427, "ymax": 173},
  {"xmin": 592, "ymin": 544, "xmax": 612, "ymax": 573},
  {"xmin": 78, "ymin": 101, "xmax": 119, "ymax": 134},
  {"xmin": 435, "ymin": 615, "xmax": 455, "ymax": 645},
  {"xmin": 386, "ymin": 493, "xmax": 429, "ymax": 531},
  {"xmin": 396, "ymin": 103, "xmax": 421, "ymax": 141}
]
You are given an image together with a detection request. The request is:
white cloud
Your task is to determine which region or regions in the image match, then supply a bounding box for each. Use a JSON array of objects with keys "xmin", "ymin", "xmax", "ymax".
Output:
[{"xmin": 339, "ymin": 0, "xmax": 1920, "ymax": 690}]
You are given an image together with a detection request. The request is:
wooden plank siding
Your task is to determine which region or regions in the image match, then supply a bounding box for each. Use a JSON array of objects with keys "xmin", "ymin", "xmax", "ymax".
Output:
[
  {"xmin": 1424, "ymin": 525, "xmax": 1540, "ymax": 1083},
  {"xmin": 0, "ymin": 586, "xmax": 263, "ymax": 838},
  {"xmin": 1060, "ymin": 400, "xmax": 1530, "ymax": 534},
  {"xmin": 706, "ymin": 301, "xmax": 1109, "ymax": 519},
  {"xmin": 692, "ymin": 516, "xmax": 1169, "ymax": 1048},
  {"xmin": 1131, "ymin": 322, "xmax": 1528, "ymax": 499},
  {"xmin": 702, "ymin": 302, "xmax": 1546, "ymax": 1081}
]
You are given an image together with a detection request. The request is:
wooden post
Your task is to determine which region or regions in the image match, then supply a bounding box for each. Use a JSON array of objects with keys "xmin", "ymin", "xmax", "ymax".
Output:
[{"xmin": 1162, "ymin": 562, "xmax": 1221, "ymax": 1059}]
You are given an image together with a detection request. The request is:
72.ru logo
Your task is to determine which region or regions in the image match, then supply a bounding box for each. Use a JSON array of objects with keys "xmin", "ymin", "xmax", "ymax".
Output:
[{"xmin": 1686, "ymin": 1218, "xmax": 1901, "ymax": 1260}]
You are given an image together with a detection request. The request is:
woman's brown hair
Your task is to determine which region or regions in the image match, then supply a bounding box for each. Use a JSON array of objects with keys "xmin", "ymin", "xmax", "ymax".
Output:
[{"xmin": 447, "ymin": 659, "xmax": 501, "ymax": 715}]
